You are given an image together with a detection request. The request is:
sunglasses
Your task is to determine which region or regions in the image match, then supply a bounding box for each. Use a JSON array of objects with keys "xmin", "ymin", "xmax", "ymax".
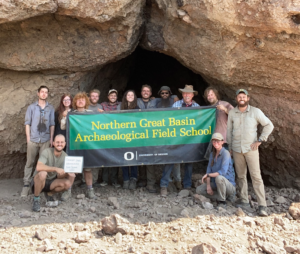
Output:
[{"xmin": 161, "ymin": 92, "xmax": 169, "ymax": 95}]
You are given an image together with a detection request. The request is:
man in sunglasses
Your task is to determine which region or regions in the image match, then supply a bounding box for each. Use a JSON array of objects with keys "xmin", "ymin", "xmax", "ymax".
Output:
[{"xmin": 21, "ymin": 86, "xmax": 55, "ymax": 197}]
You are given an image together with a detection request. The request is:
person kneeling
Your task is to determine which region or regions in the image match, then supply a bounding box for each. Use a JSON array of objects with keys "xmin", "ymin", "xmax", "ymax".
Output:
[
  {"xmin": 197, "ymin": 133, "xmax": 236, "ymax": 209},
  {"xmin": 31, "ymin": 135, "xmax": 75, "ymax": 212}
]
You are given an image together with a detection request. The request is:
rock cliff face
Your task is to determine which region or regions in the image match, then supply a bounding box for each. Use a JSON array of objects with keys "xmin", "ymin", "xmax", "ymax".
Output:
[{"xmin": 0, "ymin": 0, "xmax": 299, "ymax": 188}]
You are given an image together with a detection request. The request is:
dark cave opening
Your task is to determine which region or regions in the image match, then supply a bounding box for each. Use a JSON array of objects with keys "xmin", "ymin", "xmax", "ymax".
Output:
[{"xmin": 91, "ymin": 47, "xmax": 209, "ymax": 105}]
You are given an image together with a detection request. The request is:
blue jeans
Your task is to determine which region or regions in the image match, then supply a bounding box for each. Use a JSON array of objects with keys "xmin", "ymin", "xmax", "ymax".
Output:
[
  {"xmin": 161, "ymin": 163, "xmax": 192, "ymax": 188},
  {"xmin": 168, "ymin": 163, "xmax": 181, "ymax": 182},
  {"xmin": 122, "ymin": 166, "xmax": 138, "ymax": 181}
]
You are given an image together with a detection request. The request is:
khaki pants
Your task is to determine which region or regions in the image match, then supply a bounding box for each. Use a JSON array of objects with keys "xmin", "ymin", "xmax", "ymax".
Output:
[
  {"xmin": 197, "ymin": 175, "xmax": 235, "ymax": 201},
  {"xmin": 23, "ymin": 140, "xmax": 50, "ymax": 185},
  {"xmin": 233, "ymin": 150, "xmax": 267, "ymax": 206}
]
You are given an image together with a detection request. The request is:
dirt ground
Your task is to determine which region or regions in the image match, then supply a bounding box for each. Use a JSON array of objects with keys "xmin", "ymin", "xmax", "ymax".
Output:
[{"xmin": 0, "ymin": 178, "xmax": 299, "ymax": 254}]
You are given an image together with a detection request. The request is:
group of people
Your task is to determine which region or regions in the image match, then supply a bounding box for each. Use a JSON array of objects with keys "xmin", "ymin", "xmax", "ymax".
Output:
[{"xmin": 20, "ymin": 84, "xmax": 274, "ymax": 217}]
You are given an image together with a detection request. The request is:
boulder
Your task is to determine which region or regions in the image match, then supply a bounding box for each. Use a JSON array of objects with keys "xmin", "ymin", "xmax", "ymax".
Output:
[
  {"xmin": 289, "ymin": 203, "xmax": 300, "ymax": 220},
  {"xmin": 101, "ymin": 214, "xmax": 131, "ymax": 235}
]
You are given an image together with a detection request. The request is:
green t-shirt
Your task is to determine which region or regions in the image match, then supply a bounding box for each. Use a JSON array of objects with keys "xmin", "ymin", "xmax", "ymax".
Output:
[{"xmin": 34, "ymin": 148, "xmax": 67, "ymax": 180}]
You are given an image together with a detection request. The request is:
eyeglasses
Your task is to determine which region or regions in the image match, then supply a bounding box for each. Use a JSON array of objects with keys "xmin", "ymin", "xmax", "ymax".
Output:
[
  {"xmin": 63, "ymin": 99, "xmax": 71, "ymax": 102},
  {"xmin": 161, "ymin": 92, "xmax": 169, "ymax": 95},
  {"xmin": 212, "ymin": 140, "xmax": 222, "ymax": 143},
  {"xmin": 40, "ymin": 109, "xmax": 45, "ymax": 117}
]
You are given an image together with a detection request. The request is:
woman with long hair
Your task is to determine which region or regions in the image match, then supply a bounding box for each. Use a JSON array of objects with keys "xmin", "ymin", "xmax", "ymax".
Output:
[
  {"xmin": 54, "ymin": 93, "xmax": 73, "ymax": 144},
  {"xmin": 117, "ymin": 90, "xmax": 139, "ymax": 189}
]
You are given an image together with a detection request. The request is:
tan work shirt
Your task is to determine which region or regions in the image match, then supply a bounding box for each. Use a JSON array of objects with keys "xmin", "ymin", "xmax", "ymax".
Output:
[{"xmin": 227, "ymin": 105, "xmax": 274, "ymax": 153}]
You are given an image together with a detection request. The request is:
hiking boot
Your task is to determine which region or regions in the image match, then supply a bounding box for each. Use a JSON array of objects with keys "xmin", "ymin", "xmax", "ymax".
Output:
[
  {"xmin": 123, "ymin": 180, "xmax": 129, "ymax": 189},
  {"xmin": 258, "ymin": 206, "xmax": 268, "ymax": 217},
  {"xmin": 21, "ymin": 186, "xmax": 30, "ymax": 197},
  {"xmin": 235, "ymin": 201, "xmax": 250, "ymax": 208},
  {"xmin": 32, "ymin": 199, "xmax": 40, "ymax": 212},
  {"xmin": 174, "ymin": 181, "xmax": 182, "ymax": 191},
  {"xmin": 93, "ymin": 182, "xmax": 102, "ymax": 188},
  {"xmin": 44, "ymin": 192, "xmax": 55, "ymax": 202},
  {"xmin": 227, "ymin": 191, "xmax": 236, "ymax": 203},
  {"xmin": 112, "ymin": 182, "xmax": 121, "ymax": 188},
  {"xmin": 217, "ymin": 201, "xmax": 227, "ymax": 209},
  {"xmin": 160, "ymin": 187, "xmax": 168, "ymax": 197},
  {"xmin": 61, "ymin": 189, "xmax": 71, "ymax": 201},
  {"xmin": 129, "ymin": 178, "xmax": 137, "ymax": 190},
  {"xmin": 100, "ymin": 181, "xmax": 108, "ymax": 187},
  {"xmin": 137, "ymin": 179, "xmax": 147, "ymax": 187},
  {"xmin": 146, "ymin": 185, "xmax": 157, "ymax": 193},
  {"xmin": 86, "ymin": 188, "xmax": 96, "ymax": 199}
]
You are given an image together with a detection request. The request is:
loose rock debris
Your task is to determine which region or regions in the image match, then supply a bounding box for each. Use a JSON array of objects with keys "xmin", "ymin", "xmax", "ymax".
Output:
[{"xmin": 0, "ymin": 182, "xmax": 300, "ymax": 253}]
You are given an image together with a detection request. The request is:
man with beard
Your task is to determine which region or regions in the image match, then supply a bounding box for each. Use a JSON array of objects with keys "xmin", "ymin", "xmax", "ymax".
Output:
[
  {"xmin": 21, "ymin": 86, "xmax": 55, "ymax": 197},
  {"xmin": 31, "ymin": 134, "xmax": 75, "ymax": 212},
  {"xmin": 204, "ymin": 87, "xmax": 234, "ymax": 148},
  {"xmin": 227, "ymin": 89, "xmax": 274, "ymax": 216},
  {"xmin": 80, "ymin": 89, "xmax": 103, "ymax": 188},
  {"xmin": 157, "ymin": 86, "xmax": 182, "ymax": 191},
  {"xmin": 160, "ymin": 85, "xmax": 200, "ymax": 196}
]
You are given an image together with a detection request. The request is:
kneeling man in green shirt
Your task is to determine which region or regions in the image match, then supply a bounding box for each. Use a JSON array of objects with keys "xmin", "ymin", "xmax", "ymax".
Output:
[{"xmin": 31, "ymin": 134, "xmax": 75, "ymax": 212}]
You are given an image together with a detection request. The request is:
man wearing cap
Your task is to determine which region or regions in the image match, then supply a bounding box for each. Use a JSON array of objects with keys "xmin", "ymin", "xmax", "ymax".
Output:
[
  {"xmin": 99, "ymin": 89, "xmax": 120, "ymax": 188},
  {"xmin": 197, "ymin": 133, "xmax": 236, "ymax": 208},
  {"xmin": 227, "ymin": 89, "xmax": 274, "ymax": 216},
  {"xmin": 156, "ymin": 86, "xmax": 182, "ymax": 191},
  {"xmin": 160, "ymin": 85, "xmax": 200, "ymax": 196}
]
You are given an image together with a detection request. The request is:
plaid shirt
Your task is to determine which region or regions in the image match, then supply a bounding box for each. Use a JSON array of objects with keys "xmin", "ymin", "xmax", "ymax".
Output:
[
  {"xmin": 172, "ymin": 99, "xmax": 200, "ymax": 108},
  {"xmin": 100, "ymin": 101, "xmax": 120, "ymax": 111}
]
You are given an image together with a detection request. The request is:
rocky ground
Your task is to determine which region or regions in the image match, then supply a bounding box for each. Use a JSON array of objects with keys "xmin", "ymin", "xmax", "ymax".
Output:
[{"xmin": 0, "ymin": 177, "xmax": 300, "ymax": 254}]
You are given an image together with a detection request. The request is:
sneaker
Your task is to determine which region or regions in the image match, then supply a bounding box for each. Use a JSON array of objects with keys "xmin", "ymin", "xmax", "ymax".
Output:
[
  {"xmin": 86, "ymin": 188, "xmax": 96, "ymax": 199},
  {"xmin": 112, "ymin": 182, "xmax": 121, "ymax": 188},
  {"xmin": 258, "ymin": 206, "xmax": 268, "ymax": 217},
  {"xmin": 93, "ymin": 182, "xmax": 102, "ymax": 188},
  {"xmin": 174, "ymin": 181, "xmax": 182, "ymax": 191},
  {"xmin": 129, "ymin": 178, "xmax": 137, "ymax": 190},
  {"xmin": 61, "ymin": 189, "xmax": 71, "ymax": 201},
  {"xmin": 217, "ymin": 201, "xmax": 227, "ymax": 209},
  {"xmin": 137, "ymin": 179, "xmax": 147, "ymax": 187},
  {"xmin": 227, "ymin": 191, "xmax": 236, "ymax": 203},
  {"xmin": 44, "ymin": 192, "xmax": 55, "ymax": 202},
  {"xmin": 160, "ymin": 187, "xmax": 168, "ymax": 197},
  {"xmin": 146, "ymin": 185, "xmax": 157, "ymax": 193},
  {"xmin": 123, "ymin": 180, "xmax": 129, "ymax": 189},
  {"xmin": 21, "ymin": 186, "xmax": 30, "ymax": 197},
  {"xmin": 100, "ymin": 181, "xmax": 108, "ymax": 187},
  {"xmin": 32, "ymin": 199, "xmax": 40, "ymax": 212}
]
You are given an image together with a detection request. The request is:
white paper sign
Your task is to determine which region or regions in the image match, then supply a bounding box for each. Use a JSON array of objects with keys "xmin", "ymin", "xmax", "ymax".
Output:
[{"xmin": 64, "ymin": 156, "xmax": 84, "ymax": 173}]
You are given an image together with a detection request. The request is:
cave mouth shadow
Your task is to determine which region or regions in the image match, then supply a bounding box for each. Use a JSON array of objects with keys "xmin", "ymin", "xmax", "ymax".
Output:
[{"xmin": 91, "ymin": 47, "xmax": 209, "ymax": 105}]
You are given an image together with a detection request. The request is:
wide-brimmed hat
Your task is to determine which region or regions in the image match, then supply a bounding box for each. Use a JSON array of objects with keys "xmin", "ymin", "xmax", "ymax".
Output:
[
  {"xmin": 178, "ymin": 85, "xmax": 198, "ymax": 95},
  {"xmin": 211, "ymin": 133, "xmax": 224, "ymax": 141},
  {"xmin": 108, "ymin": 89, "xmax": 118, "ymax": 96},
  {"xmin": 158, "ymin": 86, "xmax": 172, "ymax": 95}
]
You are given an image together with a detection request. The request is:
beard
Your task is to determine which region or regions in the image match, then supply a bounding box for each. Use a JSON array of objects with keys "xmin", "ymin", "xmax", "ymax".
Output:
[
  {"xmin": 160, "ymin": 97, "xmax": 171, "ymax": 108},
  {"xmin": 237, "ymin": 100, "xmax": 249, "ymax": 107}
]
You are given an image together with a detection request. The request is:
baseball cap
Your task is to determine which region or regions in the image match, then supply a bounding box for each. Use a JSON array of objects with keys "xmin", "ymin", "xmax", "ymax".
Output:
[
  {"xmin": 236, "ymin": 89, "xmax": 249, "ymax": 96},
  {"xmin": 108, "ymin": 89, "xmax": 118, "ymax": 95},
  {"xmin": 211, "ymin": 133, "xmax": 224, "ymax": 141}
]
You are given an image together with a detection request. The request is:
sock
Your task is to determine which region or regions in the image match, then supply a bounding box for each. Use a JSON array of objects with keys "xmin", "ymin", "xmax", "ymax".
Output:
[
  {"xmin": 68, "ymin": 187, "xmax": 71, "ymax": 190},
  {"xmin": 87, "ymin": 185, "xmax": 92, "ymax": 189},
  {"xmin": 24, "ymin": 185, "xmax": 29, "ymax": 187},
  {"xmin": 34, "ymin": 196, "xmax": 40, "ymax": 201}
]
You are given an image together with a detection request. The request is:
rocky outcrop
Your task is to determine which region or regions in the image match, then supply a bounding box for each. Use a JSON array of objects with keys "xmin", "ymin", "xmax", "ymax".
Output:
[
  {"xmin": 140, "ymin": 0, "xmax": 300, "ymax": 188},
  {"xmin": 0, "ymin": 0, "xmax": 299, "ymax": 187}
]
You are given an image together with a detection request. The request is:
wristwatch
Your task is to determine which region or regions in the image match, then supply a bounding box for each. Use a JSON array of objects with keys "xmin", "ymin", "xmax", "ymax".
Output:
[
  {"xmin": 207, "ymin": 174, "xmax": 211, "ymax": 178},
  {"xmin": 258, "ymin": 138, "xmax": 262, "ymax": 142}
]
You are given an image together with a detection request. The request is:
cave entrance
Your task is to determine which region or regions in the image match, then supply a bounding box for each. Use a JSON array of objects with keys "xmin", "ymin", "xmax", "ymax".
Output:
[{"xmin": 91, "ymin": 47, "xmax": 209, "ymax": 105}]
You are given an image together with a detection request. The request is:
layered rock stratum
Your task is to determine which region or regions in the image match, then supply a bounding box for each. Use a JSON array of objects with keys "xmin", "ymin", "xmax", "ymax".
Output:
[{"xmin": 0, "ymin": 0, "xmax": 299, "ymax": 188}]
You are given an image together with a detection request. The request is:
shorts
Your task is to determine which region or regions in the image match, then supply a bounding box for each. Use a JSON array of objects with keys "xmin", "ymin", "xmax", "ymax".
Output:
[{"xmin": 31, "ymin": 177, "xmax": 56, "ymax": 194}]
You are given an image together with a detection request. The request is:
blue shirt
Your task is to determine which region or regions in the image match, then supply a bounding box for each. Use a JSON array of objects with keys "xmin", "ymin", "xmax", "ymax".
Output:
[
  {"xmin": 172, "ymin": 99, "xmax": 200, "ymax": 108},
  {"xmin": 206, "ymin": 147, "xmax": 235, "ymax": 186},
  {"xmin": 24, "ymin": 101, "xmax": 55, "ymax": 143}
]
